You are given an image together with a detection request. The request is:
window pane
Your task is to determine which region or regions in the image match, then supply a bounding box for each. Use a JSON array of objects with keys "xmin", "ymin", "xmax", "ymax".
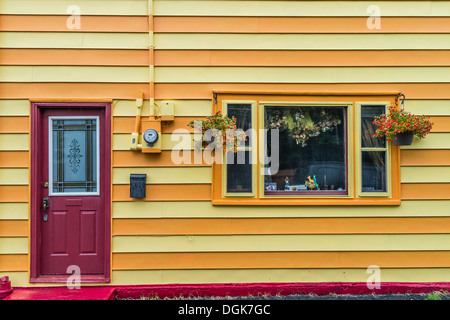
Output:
[
  {"xmin": 361, "ymin": 151, "xmax": 386, "ymax": 192},
  {"xmin": 227, "ymin": 104, "xmax": 252, "ymax": 147},
  {"xmin": 226, "ymin": 151, "xmax": 252, "ymax": 193},
  {"xmin": 264, "ymin": 106, "xmax": 346, "ymax": 194},
  {"xmin": 51, "ymin": 119, "xmax": 98, "ymax": 193},
  {"xmin": 361, "ymin": 105, "xmax": 386, "ymax": 148}
]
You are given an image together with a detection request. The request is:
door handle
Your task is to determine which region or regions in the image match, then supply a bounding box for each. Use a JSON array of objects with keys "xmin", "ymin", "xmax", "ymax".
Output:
[{"xmin": 42, "ymin": 197, "xmax": 49, "ymax": 222}]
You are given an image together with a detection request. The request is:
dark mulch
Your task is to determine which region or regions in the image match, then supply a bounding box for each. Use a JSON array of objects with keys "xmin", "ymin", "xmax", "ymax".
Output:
[{"xmin": 126, "ymin": 291, "xmax": 450, "ymax": 300}]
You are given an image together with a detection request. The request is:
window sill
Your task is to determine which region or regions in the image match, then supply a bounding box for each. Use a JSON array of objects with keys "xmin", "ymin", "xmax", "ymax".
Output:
[{"xmin": 212, "ymin": 198, "xmax": 401, "ymax": 206}]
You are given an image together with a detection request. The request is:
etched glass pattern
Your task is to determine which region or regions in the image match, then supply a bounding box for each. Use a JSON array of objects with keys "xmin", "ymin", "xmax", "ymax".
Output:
[{"xmin": 51, "ymin": 119, "xmax": 98, "ymax": 193}]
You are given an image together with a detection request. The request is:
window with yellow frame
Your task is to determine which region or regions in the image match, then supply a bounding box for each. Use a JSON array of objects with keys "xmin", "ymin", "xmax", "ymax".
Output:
[{"xmin": 211, "ymin": 92, "xmax": 401, "ymax": 206}]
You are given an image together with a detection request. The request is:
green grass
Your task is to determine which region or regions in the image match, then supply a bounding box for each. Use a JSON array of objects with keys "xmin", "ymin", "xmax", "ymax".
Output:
[{"xmin": 425, "ymin": 291, "xmax": 449, "ymax": 301}]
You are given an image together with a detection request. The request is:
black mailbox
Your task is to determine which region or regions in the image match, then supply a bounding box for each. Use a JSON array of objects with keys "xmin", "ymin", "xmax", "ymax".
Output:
[{"xmin": 130, "ymin": 174, "xmax": 146, "ymax": 198}]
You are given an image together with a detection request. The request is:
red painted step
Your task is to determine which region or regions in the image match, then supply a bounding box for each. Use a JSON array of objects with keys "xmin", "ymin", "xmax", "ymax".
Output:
[{"xmin": 3, "ymin": 286, "xmax": 115, "ymax": 300}]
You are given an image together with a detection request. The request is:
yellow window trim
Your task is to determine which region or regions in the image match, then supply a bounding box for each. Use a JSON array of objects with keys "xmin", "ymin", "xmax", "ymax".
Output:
[
  {"xmin": 222, "ymin": 100, "xmax": 258, "ymax": 198},
  {"xmin": 213, "ymin": 92, "xmax": 401, "ymax": 206},
  {"xmin": 355, "ymin": 102, "xmax": 392, "ymax": 198}
]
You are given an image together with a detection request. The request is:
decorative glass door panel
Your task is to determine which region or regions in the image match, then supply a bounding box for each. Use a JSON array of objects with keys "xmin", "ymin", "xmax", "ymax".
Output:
[{"xmin": 49, "ymin": 117, "xmax": 99, "ymax": 195}]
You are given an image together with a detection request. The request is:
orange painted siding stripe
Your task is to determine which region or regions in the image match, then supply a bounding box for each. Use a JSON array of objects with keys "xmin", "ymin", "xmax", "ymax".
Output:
[
  {"xmin": 0, "ymin": 254, "xmax": 28, "ymax": 272},
  {"xmin": 113, "ymin": 184, "xmax": 211, "ymax": 201},
  {"xmin": 0, "ymin": 117, "xmax": 29, "ymax": 133},
  {"xmin": 0, "ymin": 220, "xmax": 28, "ymax": 237},
  {"xmin": 2, "ymin": 83, "xmax": 450, "ymax": 100},
  {"xmin": 2, "ymin": 49, "xmax": 448, "ymax": 67},
  {"xmin": 113, "ymin": 116, "xmax": 204, "ymax": 134},
  {"xmin": 1, "ymin": 83, "xmax": 450, "ymax": 100},
  {"xmin": 0, "ymin": 151, "xmax": 29, "ymax": 168},
  {"xmin": 154, "ymin": 17, "xmax": 450, "ymax": 34},
  {"xmin": 401, "ymin": 183, "xmax": 450, "ymax": 200},
  {"xmin": 155, "ymin": 83, "xmax": 450, "ymax": 100},
  {"xmin": 429, "ymin": 116, "xmax": 450, "ymax": 133},
  {"xmin": 113, "ymin": 150, "xmax": 211, "ymax": 167},
  {"xmin": 0, "ymin": 83, "xmax": 149, "ymax": 99},
  {"xmin": 155, "ymin": 50, "xmax": 450, "ymax": 67},
  {"xmin": 0, "ymin": 49, "xmax": 149, "ymax": 66},
  {"xmin": 112, "ymin": 251, "xmax": 450, "ymax": 270},
  {"xmin": 0, "ymin": 186, "xmax": 28, "ymax": 202},
  {"xmin": 113, "ymin": 217, "xmax": 450, "ymax": 236},
  {"xmin": 401, "ymin": 150, "xmax": 450, "ymax": 166},
  {"xmin": 0, "ymin": 15, "xmax": 148, "ymax": 32},
  {"xmin": 4, "ymin": 16, "xmax": 449, "ymax": 34}
]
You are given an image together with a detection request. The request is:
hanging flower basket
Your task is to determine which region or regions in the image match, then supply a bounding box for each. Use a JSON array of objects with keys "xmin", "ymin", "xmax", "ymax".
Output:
[
  {"xmin": 373, "ymin": 105, "xmax": 433, "ymax": 146},
  {"xmin": 393, "ymin": 131, "xmax": 414, "ymax": 146},
  {"xmin": 188, "ymin": 112, "xmax": 247, "ymax": 153}
]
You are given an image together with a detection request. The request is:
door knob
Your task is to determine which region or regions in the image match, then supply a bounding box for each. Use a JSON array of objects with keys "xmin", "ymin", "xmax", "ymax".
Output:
[{"xmin": 42, "ymin": 197, "xmax": 49, "ymax": 222}]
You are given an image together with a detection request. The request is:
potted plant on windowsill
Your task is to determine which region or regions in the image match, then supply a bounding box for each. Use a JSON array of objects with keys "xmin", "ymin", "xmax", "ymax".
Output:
[
  {"xmin": 188, "ymin": 111, "xmax": 247, "ymax": 152},
  {"xmin": 373, "ymin": 105, "xmax": 433, "ymax": 146}
]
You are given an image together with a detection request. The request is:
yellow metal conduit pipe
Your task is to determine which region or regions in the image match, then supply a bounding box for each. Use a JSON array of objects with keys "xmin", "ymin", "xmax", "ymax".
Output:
[
  {"xmin": 148, "ymin": 0, "xmax": 157, "ymax": 118},
  {"xmin": 130, "ymin": 0, "xmax": 155, "ymax": 151}
]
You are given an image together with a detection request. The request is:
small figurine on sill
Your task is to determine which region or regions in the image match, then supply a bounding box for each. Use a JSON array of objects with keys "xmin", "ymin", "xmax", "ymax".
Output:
[
  {"xmin": 284, "ymin": 176, "xmax": 290, "ymax": 190},
  {"xmin": 305, "ymin": 175, "xmax": 319, "ymax": 190}
]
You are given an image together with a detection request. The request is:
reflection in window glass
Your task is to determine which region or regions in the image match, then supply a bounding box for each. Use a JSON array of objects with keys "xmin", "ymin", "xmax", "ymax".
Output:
[
  {"xmin": 360, "ymin": 105, "xmax": 387, "ymax": 194},
  {"xmin": 361, "ymin": 151, "xmax": 386, "ymax": 192},
  {"xmin": 361, "ymin": 106, "xmax": 386, "ymax": 148},
  {"xmin": 264, "ymin": 106, "xmax": 347, "ymax": 194},
  {"xmin": 227, "ymin": 104, "xmax": 252, "ymax": 147},
  {"xmin": 226, "ymin": 151, "xmax": 252, "ymax": 193}
]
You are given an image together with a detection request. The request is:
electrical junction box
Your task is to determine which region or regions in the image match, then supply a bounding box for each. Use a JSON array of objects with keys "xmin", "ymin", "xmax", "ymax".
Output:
[
  {"xmin": 160, "ymin": 101, "xmax": 174, "ymax": 121},
  {"xmin": 141, "ymin": 118, "xmax": 162, "ymax": 153},
  {"xmin": 130, "ymin": 174, "xmax": 147, "ymax": 198}
]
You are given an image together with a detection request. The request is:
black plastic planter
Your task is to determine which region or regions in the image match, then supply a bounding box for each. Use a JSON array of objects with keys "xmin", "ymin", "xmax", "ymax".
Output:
[{"xmin": 393, "ymin": 132, "xmax": 414, "ymax": 146}]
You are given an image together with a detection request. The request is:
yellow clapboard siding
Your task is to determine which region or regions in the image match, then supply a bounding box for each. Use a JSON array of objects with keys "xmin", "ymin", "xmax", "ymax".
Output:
[
  {"xmin": 0, "ymin": 151, "xmax": 29, "ymax": 167},
  {"xmin": 0, "ymin": 220, "xmax": 28, "ymax": 237},
  {"xmin": 0, "ymin": 237, "xmax": 28, "ymax": 254},
  {"xmin": 401, "ymin": 150, "xmax": 450, "ymax": 166},
  {"xmin": 403, "ymin": 100, "xmax": 450, "ymax": 116},
  {"xmin": 0, "ymin": 0, "xmax": 148, "ymax": 15},
  {"xmin": 0, "ymin": 66, "xmax": 149, "ymax": 83},
  {"xmin": 0, "ymin": 134, "xmax": 29, "ymax": 151},
  {"xmin": 155, "ymin": 34, "xmax": 450, "ymax": 50},
  {"xmin": 112, "ymin": 200, "xmax": 450, "ymax": 218},
  {"xmin": 400, "ymin": 133, "xmax": 450, "ymax": 149},
  {"xmin": 0, "ymin": 268, "xmax": 434, "ymax": 286},
  {"xmin": 112, "ymin": 251, "xmax": 450, "ymax": 270},
  {"xmin": 113, "ymin": 99, "xmax": 212, "ymax": 117},
  {"xmin": 113, "ymin": 167, "xmax": 211, "ymax": 184},
  {"xmin": 111, "ymin": 268, "xmax": 450, "ymax": 285},
  {"xmin": 0, "ymin": 32, "xmax": 148, "ymax": 49},
  {"xmin": 156, "ymin": 66, "xmax": 450, "ymax": 83},
  {"xmin": 113, "ymin": 133, "xmax": 194, "ymax": 150},
  {"xmin": 0, "ymin": 272, "xmax": 62, "ymax": 288},
  {"xmin": 154, "ymin": 1, "xmax": 450, "ymax": 17},
  {"xmin": 113, "ymin": 217, "xmax": 450, "ymax": 236},
  {"xmin": 401, "ymin": 167, "xmax": 450, "ymax": 183},
  {"xmin": 112, "ymin": 234, "xmax": 450, "ymax": 253},
  {"xmin": 0, "ymin": 168, "xmax": 29, "ymax": 185},
  {"xmin": 0, "ymin": 203, "xmax": 28, "ymax": 220},
  {"xmin": 0, "ymin": 254, "xmax": 27, "ymax": 271},
  {"xmin": 0, "ymin": 100, "xmax": 29, "ymax": 116},
  {"xmin": 113, "ymin": 150, "xmax": 212, "ymax": 167},
  {"xmin": 3, "ymin": 99, "xmax": 434, "ymax": 118},
  {"xmin": 4, "ymin": 268, "xmax": 450, "ymax": 287}
]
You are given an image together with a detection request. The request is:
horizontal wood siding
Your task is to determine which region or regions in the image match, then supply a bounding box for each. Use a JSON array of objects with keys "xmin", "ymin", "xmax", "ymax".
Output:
[{"xmin": 1, "ymin": 0, "xmax": 450, "ymax": 287}]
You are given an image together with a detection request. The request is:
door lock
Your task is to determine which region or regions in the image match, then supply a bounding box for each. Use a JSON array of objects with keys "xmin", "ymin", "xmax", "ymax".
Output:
[{"xmin": 42, "ymin": 197, "xmax": 49, "ymax": 222}]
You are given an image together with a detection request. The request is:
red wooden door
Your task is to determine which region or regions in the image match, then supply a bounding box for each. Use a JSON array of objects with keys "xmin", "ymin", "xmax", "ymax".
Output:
[{"xmin": 32, "ymin": 104, "xmax": 110, "ymax": 279}]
